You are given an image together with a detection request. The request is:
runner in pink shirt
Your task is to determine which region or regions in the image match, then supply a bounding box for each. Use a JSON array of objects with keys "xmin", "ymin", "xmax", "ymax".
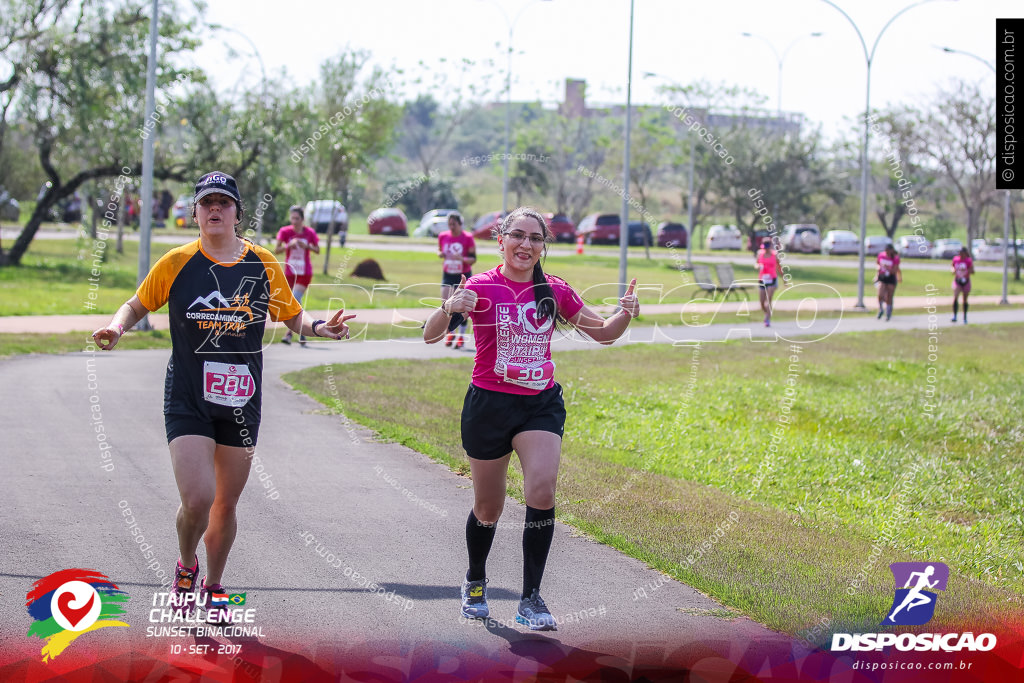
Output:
[
  {"xmin": 423, "ymin": 207, "xmax": 639, "ymax": 631},
  {"xmin": 437, "ymin": 213, "xmax": 476, "ymax": 349},
  {"xmin": 950, "ymin": 247, "xmax": 974, "ymax": 324},
  {"xmin": 756, "ymin": 238, "xmax": 781, "ymax": 326},
  {"xmin": 875, "ymin": 244, "xmax": 902, "ymax": 321},
  {"xmin": 275, "ymin": 205, "xmax": 320, "ymax": 345}
]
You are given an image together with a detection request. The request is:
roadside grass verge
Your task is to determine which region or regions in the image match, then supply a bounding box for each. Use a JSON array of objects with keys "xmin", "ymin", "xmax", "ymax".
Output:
[
  {"xmin": 283, "ymin": 323, "xmax": 1024, "ymax": 637},
  {"xmin": 3, "ymin": 237, "xmax": 1021, "ymax": 315}
]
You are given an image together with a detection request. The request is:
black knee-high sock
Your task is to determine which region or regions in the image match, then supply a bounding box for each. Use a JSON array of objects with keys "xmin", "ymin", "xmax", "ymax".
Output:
[
  {"xmin": 963, "ymin": 302, "xmax": 968, "ymax": 319},
  {"xmin": 466, "ymin": 510, "xmax": 496, "ymax": 582},
  {"xmin": 522, "ymin": 506, "xmax": 556, "ymax": 599},
  {"xmin": 953, "ymin": 300, "xmax": 959, "ymax": 317}
]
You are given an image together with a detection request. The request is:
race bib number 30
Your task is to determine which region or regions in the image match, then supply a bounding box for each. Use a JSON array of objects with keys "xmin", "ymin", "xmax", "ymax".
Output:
[
  {"xmin": 503, "ymin": 360, "xmax": 555, "ymax": 390},
  {"xmin": 287, "ymin": 251, "xmax": 307, "ymax": 276},
  {"xmin": 203, "ymin": 361, "xmax": 255, "ymax": 407},
  {"xmin": 443, "ymin": 258, "xmax": 463, "ymax": 274}
]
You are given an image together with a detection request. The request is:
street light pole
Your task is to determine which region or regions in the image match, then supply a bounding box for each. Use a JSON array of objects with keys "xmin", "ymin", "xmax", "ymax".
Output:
[
  {"xmin": 740, "ymin": 32, "xmax": 823, "ymax": 116},
  {"xmin": 479, "ymin": 0, "xmax": 551, "ymax": 215},
  {"xmin": 217, "ymin": 26, "xmax": 268, "ymax": 244},
  {"xmin": 820, "ymin": 0, "xmax": 947, "ymax": 310},
  {"xmin": 937, "ymin": 46, "xmax": 1009, "ymax": 305},
  {"xmin": 135, "ymin": 0, "xmax": 159, "ymax": 332},
  {"xmin": 619, "ymin": 0, "xmax": 635, "ymax": 297}
]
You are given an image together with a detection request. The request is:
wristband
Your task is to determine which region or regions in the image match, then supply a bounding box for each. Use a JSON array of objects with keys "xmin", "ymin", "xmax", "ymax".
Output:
[
  {"xmin": 311, "ymin": 319, "xmax": 327, "ymax": 337},
  {"xmin": 116, "ymin": 323, "xmax": 125, "ymax": 336}
]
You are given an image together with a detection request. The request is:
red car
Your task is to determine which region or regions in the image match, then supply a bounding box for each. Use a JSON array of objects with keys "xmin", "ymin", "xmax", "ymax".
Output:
[
  {"xmin": 367, "ymin": 207, "xmax": 408, "ymax": 236},
  {"xmin": 471, "ymin": 211, "xmax": 505, "ymax": 240},
  {"xmin": 544, "ymin": 213, "xmax": 576, "ymax": 242},
  {"xmin": 656, "ymin": 222, "xmax": 688, "ymax": 248},
  {"xmin": 576, "ymin": 213, "xmax": 621, "ymax": 245}
]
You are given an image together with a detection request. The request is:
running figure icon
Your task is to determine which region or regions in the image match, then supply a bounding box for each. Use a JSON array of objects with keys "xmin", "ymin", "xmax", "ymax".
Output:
[{"xmin": 887, "ymin": 565, "xmax": 939, "ymax": 623}]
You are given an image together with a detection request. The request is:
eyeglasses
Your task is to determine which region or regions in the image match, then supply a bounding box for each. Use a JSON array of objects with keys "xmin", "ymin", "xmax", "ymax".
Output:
[{"xmin": 503, "ymin": 230, "xmax": 546, "ymax": 245}]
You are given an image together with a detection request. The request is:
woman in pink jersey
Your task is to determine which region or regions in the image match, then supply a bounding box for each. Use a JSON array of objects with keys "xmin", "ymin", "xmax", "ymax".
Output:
[
  {"xmin": 950, "ymin": 246, "xmax": 974, "ymax": 324},
  {"xmin": 275, "ymin": 205, "xmax": 320, "ymax": 345},
  {"xmin": 756, "ymin": 238, "xmax": 780, "ymax": 326},
  {"xmin": 438, "ymin": 213, "xmax": 476, "ymax": 349},
  {"xmin": 423, "ymin": 207, "xmax": 639, "ymax": 631},
  {"xmin": 875, "ymin": 244, "xmax": 902, "ymax": 321}
]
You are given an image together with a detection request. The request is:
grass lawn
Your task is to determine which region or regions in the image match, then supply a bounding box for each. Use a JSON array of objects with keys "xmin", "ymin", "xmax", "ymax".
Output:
[
  {"xmin": 283, "ymin": 323, "xmax": 1023, "ymax": 638},
  {"xmin": 0, "ymin": 322, "xmax": 423, "ymax": 358},
  {"xmin": 1, "ymin": 235, "xmax": 1022, "ymax": 316}
]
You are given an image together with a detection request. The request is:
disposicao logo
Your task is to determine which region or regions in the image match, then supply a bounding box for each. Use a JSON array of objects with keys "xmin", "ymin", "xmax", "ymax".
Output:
[
  {"xmin": 831, "ymin": 562, "xmax": 996, "ymax": 653},
  {"xmin": 884, "ymin": 562, "xmax": 948, "ymax": 626},
  {"xmin": 26, "ymin": 569, "xmax": 130, "ymax": 662}
]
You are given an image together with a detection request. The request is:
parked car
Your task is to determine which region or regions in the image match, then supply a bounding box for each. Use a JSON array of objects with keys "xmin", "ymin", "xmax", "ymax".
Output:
[
  {"xmin": 304, "ymin": 199, "xmax": 349, "ymax": 245},
  {"xmin": 748, "ymin": 228, "xmax": 771, "ymax": 252},
  {"xmin": 471, "ymin": 210, "xmax": 504, "ymax": 240},
  {"xmin": 820, "ymin": 229, "xmax": 860, "ymax": 255},
  {"xmin": 931, "ymin": 238, "xmax": 962, "ymax": 259},
  {"xmin": 544, "ymin": 213, "xmax": 576, "ymax": 242},
  {"xmin": 781, "ymin": 224, "xmax": 821, "ymax": 253},
  {"xmin": 576, "ymin": 213, "xmax": 621, "ymax": 245},
  {"xmin": 627, "ymin": 221, "xmax": 653, "ymax": 247},
  {"xmin": 656, "ymin": 221, "xmax": 688, "ymax": 248},
  {"xmin": 971, "ymin": 238, "xmax": 1005, "ymax": 261},
  {"xmin": 367, "ymin": 207, "xmax": 408, "ymax": 236},
  {"xmin": 864, "ymin": 235, "xmax": 892, "ymax": 256},
  {"xmin": 706, "ymin": 224, "xmax": 743, "ymax": 250},
  {"xmin": 0, "ymin": 188, "xmax": 20, "ymax": 221},
  {"xmin": 897, "ymin": 234, "xmax": 931, "ymax": 258},
  {"xmin": 413, "ymin": 209, "xmax": 459, "ymax": 238}
]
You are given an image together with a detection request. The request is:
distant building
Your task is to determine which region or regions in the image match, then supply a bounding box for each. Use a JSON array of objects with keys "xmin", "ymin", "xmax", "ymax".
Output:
[{"xmin": 555, "ymin": 78, "xmax": 803, "ymax": 136}]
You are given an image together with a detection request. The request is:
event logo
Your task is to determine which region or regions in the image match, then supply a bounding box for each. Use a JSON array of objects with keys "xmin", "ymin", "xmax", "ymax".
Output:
[
  {"xmin": 831, "ymin": 561, "xmax": 996, "ymax": 653},
  {"xmin": 25, "ymin": 569, "xmax": 130, "ymax": 662},
  {"xmin": 884, "ymin": 562, "xmax": 948, "ymax": 626}
]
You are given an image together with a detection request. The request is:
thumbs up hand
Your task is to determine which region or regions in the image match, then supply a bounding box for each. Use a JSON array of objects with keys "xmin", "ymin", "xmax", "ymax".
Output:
[
  {"xmin": 443, "ymin": 274, "xmax": 478, "ymax": 315},
  {"xmin": 619, "ymin": 278, "xmax": 639, "ymax": 319}
]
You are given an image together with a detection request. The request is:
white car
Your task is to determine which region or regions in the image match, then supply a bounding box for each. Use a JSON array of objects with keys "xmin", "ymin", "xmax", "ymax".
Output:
[
  {"xmin": 897, "ymin": 235, "xmax": 932, "ymax": 258},
  {"xmin": 931, "ymin": 238, "xmax": 963, "ymax": 259},
  {"xmin": 820, "ymin": 229, "xmax": 860, "ymax": 255},
  {"xmin": 304, "ymin": 199, "xmax": 348, "ymax": 245},
  {"xmin": 705, "ymin": 224, "xmax": 743, "ymax": 250},
  {"xmin": 414, "ymin": 209, "xmax": 460, "ymax": 238},
  {"xmin": 864, "ymin": 235, "xmax": 893, "ymax": 256},
  {"xmin": 972, "ymin": 238, "xmax": 1005, "ymax": 261},
  {"xmin": 781, "ymin": 224, "xmax": 821, "ymax": 253}
]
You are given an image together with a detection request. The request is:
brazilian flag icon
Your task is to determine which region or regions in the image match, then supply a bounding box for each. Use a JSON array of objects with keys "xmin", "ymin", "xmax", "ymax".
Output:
[{"xmin": 228, "ymin": 593, "xmax": 246, "ymax": 605}]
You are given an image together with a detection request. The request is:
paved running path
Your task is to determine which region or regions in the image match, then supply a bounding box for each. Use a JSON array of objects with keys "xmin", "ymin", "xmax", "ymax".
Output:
[
  {"xmin": 1, "ymin": 294, "xmax": 1021, "ymax": 334},
  {"xmin": 1, "ymin": 306, "xmax": 1022, "ymax": 679}
]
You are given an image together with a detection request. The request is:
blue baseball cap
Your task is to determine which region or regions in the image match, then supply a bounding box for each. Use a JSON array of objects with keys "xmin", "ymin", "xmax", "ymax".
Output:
[{"xmin": 194, "ymin": 171, "xmax": 241, "ymax": 204}]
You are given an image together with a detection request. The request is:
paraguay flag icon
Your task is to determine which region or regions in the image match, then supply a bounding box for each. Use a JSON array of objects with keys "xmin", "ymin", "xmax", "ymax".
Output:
[
  {"xmin": 25, "ymin": 568, "xmax": 130, "ymax": 662},
  {"xmin": 883, "ymin": 562, "xmax": 949, "ymax": 626}
]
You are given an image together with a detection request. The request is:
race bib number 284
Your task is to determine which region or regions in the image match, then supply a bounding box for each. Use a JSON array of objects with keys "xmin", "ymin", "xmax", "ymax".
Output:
[{"xmin": 203, "ymin": 361, "xmax": 255, "ymax": 407}]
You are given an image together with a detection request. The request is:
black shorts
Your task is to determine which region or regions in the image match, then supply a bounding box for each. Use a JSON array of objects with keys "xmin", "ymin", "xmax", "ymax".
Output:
[
  {"xmin": 877, "ymin": 273, "xmax": 898, "ymax": 286},
  {"xmin": 461, "ymin": 383, "xmax": 566, "ymax": 460},
  {"xmin": 165, "ymin": 412, "xmax": 259, "ymax": 449},
  {"xmin": 759, "ymin": 277, "xmax": 777, "ymax": 290},
  {"xmin": 442, "ymin": 270, "xmax": 471, "ymax": 287}
]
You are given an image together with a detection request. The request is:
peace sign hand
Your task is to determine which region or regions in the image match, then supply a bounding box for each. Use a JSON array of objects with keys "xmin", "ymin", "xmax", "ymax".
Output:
[{"xmin": 317, "ymin": 309, "xmax": 357, "ymax": 340}]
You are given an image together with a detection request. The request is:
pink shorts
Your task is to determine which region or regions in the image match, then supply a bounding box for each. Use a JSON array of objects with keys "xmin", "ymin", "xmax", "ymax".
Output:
[{"xmin": 286, "ymin": 266, "xmax": 312, "ymax": 289}]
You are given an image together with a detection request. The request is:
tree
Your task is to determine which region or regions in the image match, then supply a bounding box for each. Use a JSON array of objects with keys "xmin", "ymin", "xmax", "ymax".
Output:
[
  {"xmin": 912, "ymin": 80, "xmax": 996, "ymax": 244},
  {"xmin": 1, "ymin": 0, "xmax": 206, "ymax": 266}
]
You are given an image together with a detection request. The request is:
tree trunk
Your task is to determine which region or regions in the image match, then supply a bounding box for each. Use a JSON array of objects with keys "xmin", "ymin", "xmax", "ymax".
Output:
[
  {"xmin": 0, "ymin": 199, "xmax": 57, "ymax": 266},
  {"xmin": 116, "ymin": 194, "xmax": 125, "ymax": 254},
  {"xmin": 89, "ymin": 185, "xmax": 99, "ymax": 240}
]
